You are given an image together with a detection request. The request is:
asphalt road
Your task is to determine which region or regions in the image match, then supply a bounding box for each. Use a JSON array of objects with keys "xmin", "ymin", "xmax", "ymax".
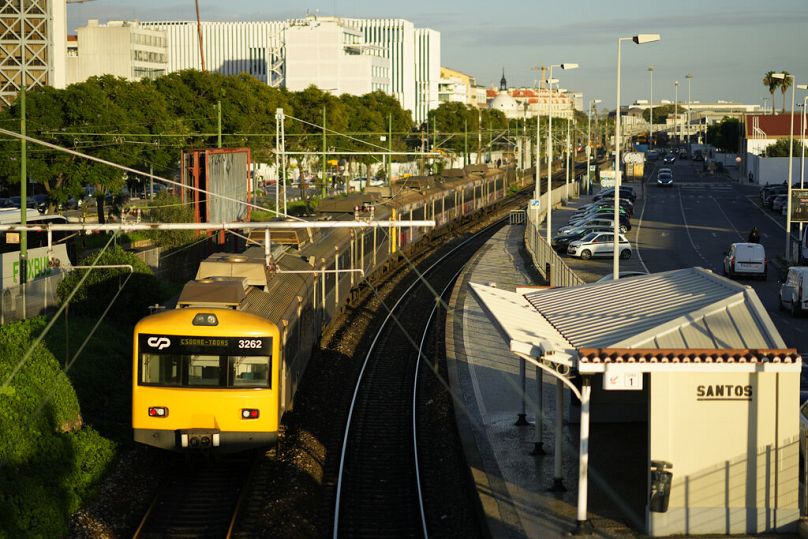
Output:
[{"xmin": 553, "ymin": 156, "xmax": 808, "ymax": 355}]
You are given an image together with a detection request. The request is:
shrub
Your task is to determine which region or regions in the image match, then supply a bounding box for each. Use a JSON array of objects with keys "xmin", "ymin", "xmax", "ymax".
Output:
[
  {"xmin": 145, "ymin": 192, "xmax": 195, "ymax": 250},
  {"xmin": 56, "ymin": 245, "xmax": 162, "ymax": 325},
  {"xmin": 0, "ymin": 318, "xmax": 115, "ymax": 536}
]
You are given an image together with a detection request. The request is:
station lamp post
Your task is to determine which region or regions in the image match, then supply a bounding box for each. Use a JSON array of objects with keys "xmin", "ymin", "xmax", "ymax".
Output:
[
  {"xmin": 586, "ymin": 99, "xmax": 601, "ymax": 194},
  {"xmin": 772, "ymin": 72, "xmax": 807, "ymax": 261},
  {"xmin": 545, "ymin": 63, "xmax": 578, "ymax": 240},
  {"xmin": 613, "ymin": 34, "xmax": 660, "ymax": 281},
  {"xmin": 648, "ymin": 65, "xmax": 654, "ymax": 148}
]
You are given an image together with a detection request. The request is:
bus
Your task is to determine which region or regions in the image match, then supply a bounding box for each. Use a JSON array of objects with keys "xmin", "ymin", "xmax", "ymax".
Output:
[{"xmin": 0, "ymin": 208, "xmax": 75, "ymax": 288}]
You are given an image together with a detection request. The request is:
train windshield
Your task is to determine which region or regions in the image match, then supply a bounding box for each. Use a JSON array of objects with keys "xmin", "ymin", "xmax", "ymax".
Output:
[{"xmin": 138, "ymin": 334, "xmax": 272, "ymax": 389}]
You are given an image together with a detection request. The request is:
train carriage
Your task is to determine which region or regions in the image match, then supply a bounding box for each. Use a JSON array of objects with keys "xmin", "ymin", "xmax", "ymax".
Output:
[{"xmin": 132, "ymin": 164, "xmax": 523, "ymax": 453}]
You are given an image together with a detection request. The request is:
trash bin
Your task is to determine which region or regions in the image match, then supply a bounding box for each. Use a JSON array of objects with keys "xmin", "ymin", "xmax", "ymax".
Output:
[{"xmin": 649, "ymin": 460, "xmax": 673, "ymax": 513}]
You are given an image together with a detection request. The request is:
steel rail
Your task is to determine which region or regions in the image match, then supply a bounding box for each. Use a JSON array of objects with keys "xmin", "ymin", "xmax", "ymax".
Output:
[
  {"xmin": 412, "ymin": 267, "xmax": 463, "ymax": 538},
  {"xmin": 332, "ymin": 215, "xmax": 509, "ymax": 538}
]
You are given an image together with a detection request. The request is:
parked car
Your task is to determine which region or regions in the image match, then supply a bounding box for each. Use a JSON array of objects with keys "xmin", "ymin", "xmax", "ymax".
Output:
[
  {"xmin": 764, "ymin": 188, "xmax": 788, "ymax": 207},
  {"xmin": 558, "ymin": 217, "xmax": 625, "ymax": 234},
  {"xmin": 596, "ymin": 271, "xmax": 649, "ymax": 282},
  {"xmin": 722, "ymin": 242, "xmax": 767, "ymax": 279},
  {"xmin": 772, "ymin": 194, "xmax": 788, "ymax": 212},
  {"xmin": 369, "ymin": 177, "xmax": 385, "ymax": 187},
  {"xmin": 348, "ymin": 177, "xmax": 367, "ymax": 191},
  {"xmin": 569, "ymin": 205, "xmax": 629, "ymax": 223},
  {"xmin": 567, "ymin": 231, "xmax": 632, "ymax": 260},
  {"xmin": 779, "ymin": 266, "xmax": 808, "ymax": 316},
  {"xmin": 551, "ymin": 225, "xmax": 613, "ymax": 252},
  {"xmin": 593, "ymin": 186, "xmax": 637, "ymax": 203}
]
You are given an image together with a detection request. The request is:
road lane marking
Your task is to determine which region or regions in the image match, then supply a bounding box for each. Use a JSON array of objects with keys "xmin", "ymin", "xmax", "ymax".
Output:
[
  {"xmin": 634, "ymin": 180, "xmax": 651, "ymax": 274},
  {"xmin": 677, "ymin": 186, "xmax": 714, "ymax": 269},
  {"xmin": 711, "ymin": 196, "xmax": 744, "ymax": 241},
  {"xmin": 744, "ymin": 195, "xmax": 787, "ymax": 233}
]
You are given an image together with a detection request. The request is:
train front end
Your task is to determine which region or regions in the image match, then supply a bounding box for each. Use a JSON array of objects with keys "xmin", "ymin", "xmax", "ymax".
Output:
[{"xmin": 132, "ymin": 308, "xmax": 280, "ymax": 453}]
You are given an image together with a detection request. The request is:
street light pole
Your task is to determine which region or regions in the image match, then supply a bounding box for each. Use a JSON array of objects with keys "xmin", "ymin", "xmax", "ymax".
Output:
[
  {"xmin": 586, "ymin": 99, "xmax": 601, "ymax": 196},
  {"xmin": 648, "ymin": 65, "xmax": 654, "ymax": 149},
  {"xmin": 545, "ymin": 63, "xmax": 578, "ymax": 241},
  {"xmin": 674, "ymin": 81, "xmax": 679, "ymax": 144},
  {"xmin": 686, "ymin": 74, "xmax": 693, "ymax": 155},
  {"xmin": 613, "ymin": 34, "xmax": 661, "ymax": 281},
  {"xmin": 773, "ymin": 72, "xmax": 807, "ymax": 261}
]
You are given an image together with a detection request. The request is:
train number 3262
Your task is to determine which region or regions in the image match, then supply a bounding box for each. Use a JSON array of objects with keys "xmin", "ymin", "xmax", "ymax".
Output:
[{"xmin": 238, "ymin": 339, "xmax": 264, "ymax": 349}]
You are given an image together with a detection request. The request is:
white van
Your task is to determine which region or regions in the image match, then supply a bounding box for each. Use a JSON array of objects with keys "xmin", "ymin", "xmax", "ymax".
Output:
[
  {"xmin": 779, "ymin": 267, "xmax": 808, "ymax": 316},
  {"xmin": 722, "ymin": 242, "xmax": 767, "ymax": 279}
]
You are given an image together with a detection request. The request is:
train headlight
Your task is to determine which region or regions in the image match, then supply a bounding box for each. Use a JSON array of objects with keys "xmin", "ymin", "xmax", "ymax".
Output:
[
  {"xmin": 192, "ymin": 313, "xmax": 219, "ymax": 326},
  {"xmin": 241, "ymin": 408, "xmax": 260, "ymax": 419},
  {"xmin": 148, "ymin": 406, "xmax": 169, "ymax": 417}
]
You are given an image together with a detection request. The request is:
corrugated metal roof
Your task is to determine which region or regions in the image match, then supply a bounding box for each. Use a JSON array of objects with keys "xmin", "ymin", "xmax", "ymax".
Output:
[{"xmin": 523, "ymin": 267, "xmax": 785, "ymax": 349}]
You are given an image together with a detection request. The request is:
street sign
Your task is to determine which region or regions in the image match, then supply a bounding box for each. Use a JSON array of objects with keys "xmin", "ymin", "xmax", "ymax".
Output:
[
  {"xmin": 603, "ymin": 369, "xmax": 643, "ymax": 391},
  {"xmin": 791, "ymin": 189, "xmax": 808, "ymax": 222},
  {"xmin": 530, "ymin": 199, "xmax": 541, "ymax": 208}
]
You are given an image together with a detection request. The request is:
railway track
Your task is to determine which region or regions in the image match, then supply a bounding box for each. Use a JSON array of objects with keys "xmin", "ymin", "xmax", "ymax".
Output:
[
  {"xmin": 133, "ymin": 453, "xmax": 256, "ymax": 539},
  {"xmin": 331, "ymin": 215, "xmax": 507, "ymax": 537}
]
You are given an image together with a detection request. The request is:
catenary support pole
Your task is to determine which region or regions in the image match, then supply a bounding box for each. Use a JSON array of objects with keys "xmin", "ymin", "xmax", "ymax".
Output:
[{"xmin": 516, "ymin": 358, "xmax": 528, "ymax": 425}]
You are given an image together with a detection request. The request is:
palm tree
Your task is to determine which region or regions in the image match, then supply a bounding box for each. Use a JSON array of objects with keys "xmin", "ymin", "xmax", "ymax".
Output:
[
  {"xmin": 779, "ymin": 70, "xmax": 792, "ymax": 113},
  {"xmin": 762, "ymin": 71, "xmax": 779, "ymax": 114}
]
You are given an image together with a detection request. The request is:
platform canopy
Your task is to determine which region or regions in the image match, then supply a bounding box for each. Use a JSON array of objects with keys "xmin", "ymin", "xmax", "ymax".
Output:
[{"xmin": 470, "ymin": 267, "xmax": 801, "ymax": 374}]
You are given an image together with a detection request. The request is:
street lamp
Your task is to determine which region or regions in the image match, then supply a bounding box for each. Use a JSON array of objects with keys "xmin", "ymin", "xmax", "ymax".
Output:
[
  {"xmin": 686, "ymin": 74, "xmax": 693, "ymax": 154},
  {"xmin": 586, "ymin": 99, "xmax": 602, "ymax": 194},
  {"xmin": 613, "ymin": 34, "xmax": 661, "ymax": 281},
  {"xmin": 545, "ymin": 63, "xmax": 578, "ymax": 241},
  {"xmin": 674, "ymin": 81, "xmax": 679, "ymax": 144},
  {"xmin": 772, "ymin": 72, "xmax": 807, "ymax": 261},
  {"xmin": 648, "ymin": 65, "xmax": 654, "ymax": 149}
]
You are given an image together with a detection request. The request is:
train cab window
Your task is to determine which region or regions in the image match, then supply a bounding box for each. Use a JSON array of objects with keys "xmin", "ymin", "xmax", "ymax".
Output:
[
  {"xmin": 232, "ymin": 356, "xmax": 270, "ymax": 387},
  {"xmin": 140, "ymin": 353, "xmax": 271, "ymax": 388}
]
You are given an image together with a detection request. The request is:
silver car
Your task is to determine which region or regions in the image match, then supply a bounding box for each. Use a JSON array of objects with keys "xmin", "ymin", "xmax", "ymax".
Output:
[{"xmin": 567, "ymin": 231, "xmax": 632, "ymax": 260}]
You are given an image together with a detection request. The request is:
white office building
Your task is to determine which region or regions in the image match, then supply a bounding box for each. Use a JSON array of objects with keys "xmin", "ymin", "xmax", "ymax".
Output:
[
  {"xmin": 66, "ymin": 20, "xmax": 168, "ymax": 84},
  {"xmin": 0, "ymin": 0, "xmax": 69, "ymax": 106},
  {"xmin": 284, "ymin": 17, "xmax": 390, "ymax": 96},
  {"xmin": 141, "ymin": 16, "xmax": 440, "ymax": 124},
  {"xmin": 141, "ymin": 20, "xmax": 286, "ymax": 86}
]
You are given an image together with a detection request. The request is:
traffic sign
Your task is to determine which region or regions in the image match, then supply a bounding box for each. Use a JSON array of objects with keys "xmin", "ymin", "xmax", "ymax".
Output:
[
  {"xmin": 530, "ymin": 199, "xmax": 541, "ymax": 208},
  {"xmin": 791, "ymin": 189, "xmax": 808, "ymax": 222}
]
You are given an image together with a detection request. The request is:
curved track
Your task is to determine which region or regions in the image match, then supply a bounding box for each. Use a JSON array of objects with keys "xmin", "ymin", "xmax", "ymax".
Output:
[{"xmin": 332, "ymin": 218, "xmax": 506, "ymax": 538}]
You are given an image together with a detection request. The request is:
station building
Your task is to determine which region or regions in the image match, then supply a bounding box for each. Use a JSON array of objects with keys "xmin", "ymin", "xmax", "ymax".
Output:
[{"xmin": 471, "ymin": 267, "xmax": 801, "ymax": 536}]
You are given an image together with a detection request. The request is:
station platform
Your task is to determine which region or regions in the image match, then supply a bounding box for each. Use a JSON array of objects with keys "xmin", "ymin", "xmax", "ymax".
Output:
[{"xmin": 446, "ymin": 223, "xmax": 643, "ymax": 538}]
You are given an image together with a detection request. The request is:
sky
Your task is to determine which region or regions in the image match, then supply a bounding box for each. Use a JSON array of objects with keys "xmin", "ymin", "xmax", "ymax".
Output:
[{"xmin": 68, "ymin": 0, "xmax": 808, "ymax": 111}]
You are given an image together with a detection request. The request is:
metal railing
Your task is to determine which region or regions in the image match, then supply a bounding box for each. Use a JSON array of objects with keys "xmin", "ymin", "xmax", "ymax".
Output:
[
  {"xmin": 1, "ymin": 272, "xmax": 64, "ymax": 324},
  {"xmin": 524, "ymin": 209, "xmax": 584, "ymax": 288},
  {"xmin": 509, "ymin": 210, "xmax": 526, "ymax": 225}
]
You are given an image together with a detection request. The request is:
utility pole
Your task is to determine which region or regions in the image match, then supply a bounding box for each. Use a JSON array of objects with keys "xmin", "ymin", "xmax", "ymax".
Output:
[
  {"xmin": 195, "ymin": 0, "xmax": 206, "ymax": 72},
  {"xmin": 387, "ymin": 113, "xmax": 392, "ymax": 197},
  {"xmin": 464, "ymin": 118, "xmax": 468, "ymax": 167},
  {"xmin": 217, "ymin": 100, "xmax": 222, "ymax": 148},
  {"xmin": 322, "ymin": 106, "xmax": 327, "ymax": 198},
  {"xmin": 19, "ymin": 86, "xmax": 27, "ymax": 287}
]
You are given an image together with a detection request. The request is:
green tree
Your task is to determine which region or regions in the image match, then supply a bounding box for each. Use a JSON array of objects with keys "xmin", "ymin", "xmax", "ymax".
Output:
[
  {"xmin": 641, "ymin": 104, "xmax": 678, "ymax": 124},
  {"xmin": 763, "ymin": 71, "xmax": 780, "ymax": 115},
  {"xmin": 779, "ymin": 70, "xmax": 792, "ymax": 113},
  {"xmin": 705, "ymin": 118, "xmax": 741, "ymax": 152},
  {"xmin": 763, "ymin": 137, "xmax": 805, "ymax": 157}
]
